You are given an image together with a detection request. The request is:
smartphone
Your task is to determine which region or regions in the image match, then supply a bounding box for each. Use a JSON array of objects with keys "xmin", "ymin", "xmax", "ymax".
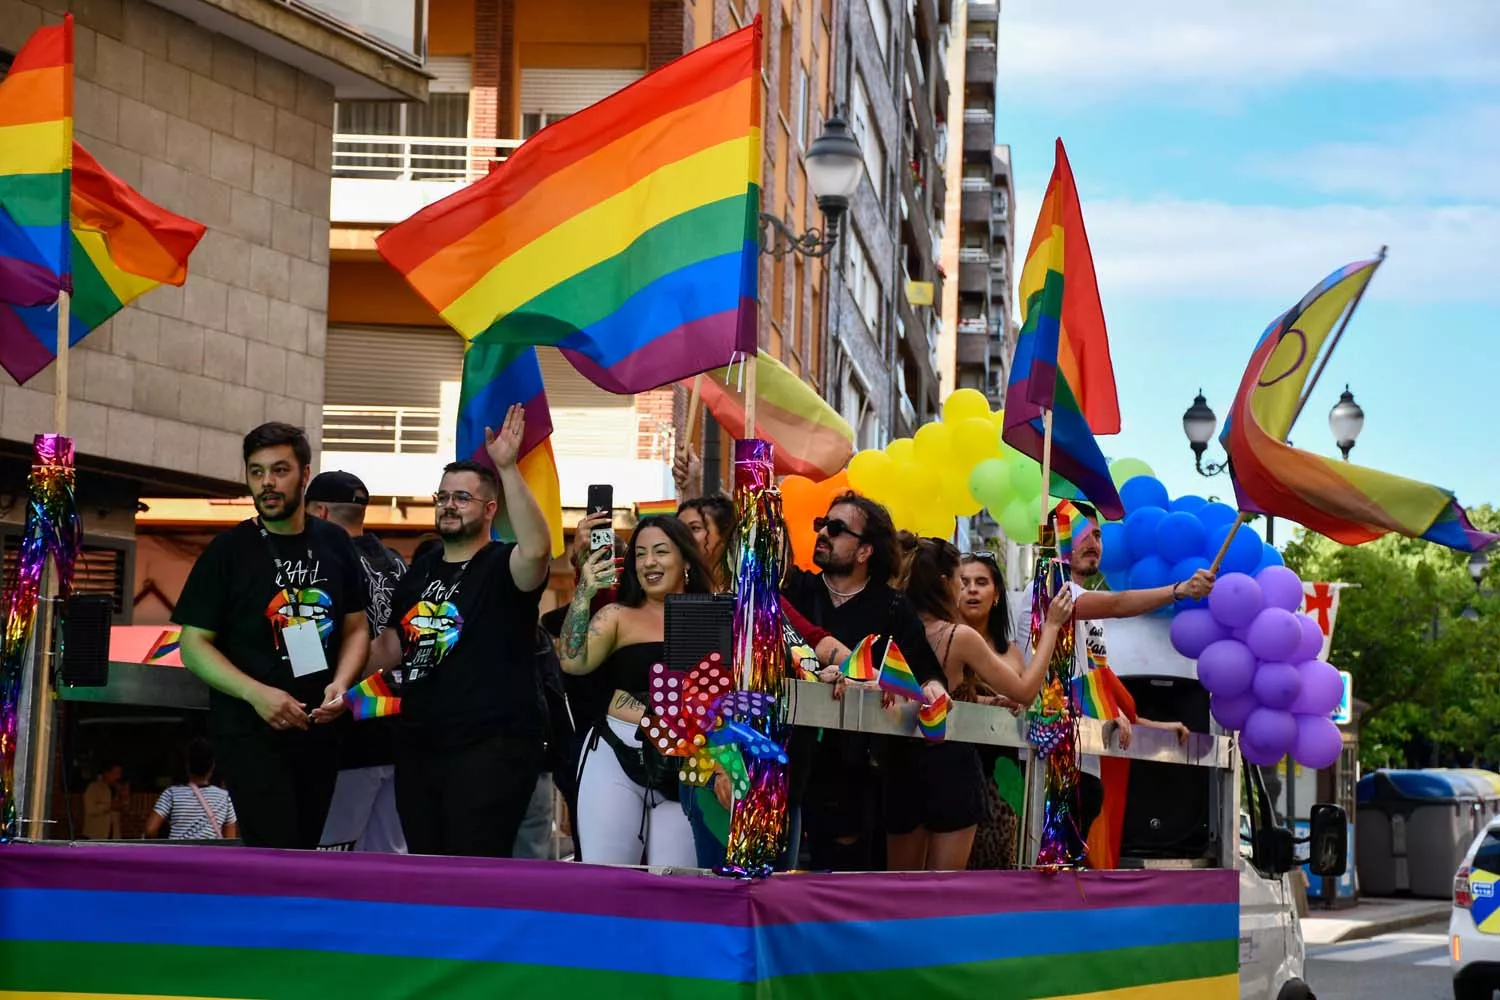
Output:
[{"xmin": 586, "ymin": 484, "xmax": 614, "ymax": 556}]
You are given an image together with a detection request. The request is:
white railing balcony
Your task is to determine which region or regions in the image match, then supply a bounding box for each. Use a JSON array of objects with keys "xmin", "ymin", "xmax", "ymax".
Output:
[
  {"xmin": 958, "ymin": 317, "xmax": 988, "ymax": 334},
  {"xmin": 330, "ymin": 134, "xmax": 526, "ymax": 224},
  {"xmin": 322, "ymin": 405, "xmax": 441, "ymax": 454},
  {"xmin": 962, "ymin": 177, "xmax": 990, "ymax": 191},
  {"xmin": 963, "ymin": 108, "xmax": 994, "ymax": 123},
  {"xmin": 959, "ymin": 247, "xmax": 991, "ymax": 263},
  {"xmin": 967, "ymin": 37, "xmax": 997, "ymax": 51}
]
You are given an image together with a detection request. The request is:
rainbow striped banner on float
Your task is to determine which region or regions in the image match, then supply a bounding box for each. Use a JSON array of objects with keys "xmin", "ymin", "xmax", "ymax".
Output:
[{"xmin": 0, "ymin": 844, "xmax": 1237, "ymax": 999}]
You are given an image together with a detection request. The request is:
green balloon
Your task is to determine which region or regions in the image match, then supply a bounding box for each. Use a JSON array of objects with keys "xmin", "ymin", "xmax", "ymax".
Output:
[
  {"xmin": 1004, "ymin": 448, "xmax": 1043, "ymax": 501},
  {"xmin": 996, "ymin": 499, "xmax": 1036, "ymax": 542},
  {"xmin": 1109, "ymin": 457, "xmax": 1156, "ymax": 487},
  {"xmin": 993, "ymin": 756, "xmax": 1025, "ymax": 815},
  {"xmin": 969, "ymin": 458, "xmax": 1010, "ymax": 510}
]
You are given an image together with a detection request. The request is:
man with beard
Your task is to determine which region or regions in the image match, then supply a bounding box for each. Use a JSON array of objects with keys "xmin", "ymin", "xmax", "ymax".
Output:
[
  {"xmin": 781, "ymin": 492, "xmax": 947, "ymax": 871},
  {"xmin": 365, "ymin": 405, "xmax": 553, "ymax": 857},
  {"xmin": 304, "ymin": 470, "xmax": 408, "ymax": 853},
  {"xmin": 174, "ymin": 423, "xmax": 370, "ymax": 848},
  {"xmin": 1020, "ymin": 500, "xmax": 1213, "ymax": 868}
]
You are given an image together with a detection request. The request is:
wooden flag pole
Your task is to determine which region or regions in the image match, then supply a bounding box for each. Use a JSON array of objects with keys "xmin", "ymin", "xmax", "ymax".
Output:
[
  {"xmin": 52, "ymin": 290, "xmax": 70, "ymax": 436},
  {"xmin": 1208, "ymin": 512, "xmax": 1251, "ymax": 574},
  {"xmin": 1037, "ymin": 408, "xmax": 1055, "ymax": 536},
  {"xmin": 744, "ymin": 353, "xmax": 758, "ymax": 441}
]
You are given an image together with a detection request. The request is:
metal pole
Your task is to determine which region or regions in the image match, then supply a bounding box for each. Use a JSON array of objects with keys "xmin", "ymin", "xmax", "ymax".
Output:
[{"xmin": 21, "ymin": 564, "xmax": 59, "ymax": 840}]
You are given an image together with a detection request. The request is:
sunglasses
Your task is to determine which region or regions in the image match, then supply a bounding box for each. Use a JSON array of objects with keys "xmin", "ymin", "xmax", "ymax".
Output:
[
  {"xmin": 814, "ymin": 516, "xmax": 865, "ymax": 542},
  {"xmin": 964, "ymin": 551, "xmax": 999, "ymax": 563}
]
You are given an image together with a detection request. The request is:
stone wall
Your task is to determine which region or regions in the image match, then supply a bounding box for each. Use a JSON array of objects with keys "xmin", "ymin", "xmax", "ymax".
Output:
[{"xmin": 0, "ymin": 0, "xmax": 335, "ymax": 489}]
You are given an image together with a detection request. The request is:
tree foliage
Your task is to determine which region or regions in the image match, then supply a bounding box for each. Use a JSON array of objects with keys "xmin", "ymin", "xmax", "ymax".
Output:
[{"xmin": 1280, "ymin": 505, "xmax": 1500, "ymax": 769}]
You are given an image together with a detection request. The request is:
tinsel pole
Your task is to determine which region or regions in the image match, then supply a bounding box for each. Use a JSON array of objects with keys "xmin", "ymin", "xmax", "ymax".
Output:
[
  {"xmin": 1025, "ymin": 554, "xmax": 1085, "ymax": 868},
  {"xmin": 0, "ymin": 435, "xmax": 81, "ymax": 842},
  {"xmin": 721, "ymin": 438, "xmax": 787, "ymax": 877}
]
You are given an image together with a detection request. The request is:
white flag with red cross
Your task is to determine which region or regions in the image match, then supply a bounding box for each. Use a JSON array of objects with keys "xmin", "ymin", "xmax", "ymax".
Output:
[{"xmin": 1300, "ymin": 582, "xmax": 1347, "ymax": 661}]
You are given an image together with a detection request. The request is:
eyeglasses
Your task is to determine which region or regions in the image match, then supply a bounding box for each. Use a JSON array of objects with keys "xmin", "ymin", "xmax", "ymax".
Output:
[
  {"xmin": 433, "ymin": 490, "xmax": 493, "ymax": 507},
  {"xmin": 814, "ymin": 516, "xmax": 865, "ymax": 542}
]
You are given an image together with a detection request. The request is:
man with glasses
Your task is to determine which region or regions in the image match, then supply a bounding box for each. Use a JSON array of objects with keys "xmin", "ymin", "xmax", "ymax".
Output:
[
  {"xmin": 782, "ymin": 492, "xmax": 947, "ymax": 871},
  {"xmin": 363, "ymin": 405, "xmax": 554, "ymax": 857}
]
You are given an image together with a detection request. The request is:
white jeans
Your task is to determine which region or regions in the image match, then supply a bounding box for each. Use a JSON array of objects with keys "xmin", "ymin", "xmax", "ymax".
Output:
[
  {"xmin": 575, "ymin": 716, "xmax": 695, "ymax": 867},
  {"xmin": 319, "ymin": 765, "xmax": 407, "ymax": 853}
]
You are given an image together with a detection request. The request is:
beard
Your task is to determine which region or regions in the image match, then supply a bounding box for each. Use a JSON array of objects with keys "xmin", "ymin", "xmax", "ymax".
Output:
[
  {"xmin": 1072, "ymin": 552, "xmax": 1101, "ymax": 578},
  {"xmin": 254, "ymin": 489, "xmax": 302, "ymax": 524},
  {"xmin": 812, "ymin": 543, "xmax": 854, "ymax": 576},
  {"xmin": 436, "ymin": 510, "xmax": 484, "ymax": 541}
]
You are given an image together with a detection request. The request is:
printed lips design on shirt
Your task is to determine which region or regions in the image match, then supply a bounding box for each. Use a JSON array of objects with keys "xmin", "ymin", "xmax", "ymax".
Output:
[
  {"xmin": 265, "ymin": 588, "xmax": 335, "ymax": 643},
  {"xmin": 401, "ymin": 601, "xmax": 463, "ymax": 661}
]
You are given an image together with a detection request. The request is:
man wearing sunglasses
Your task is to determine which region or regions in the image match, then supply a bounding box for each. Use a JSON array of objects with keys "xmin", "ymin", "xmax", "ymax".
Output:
[{"xmin": 782, "ymin": 492, "xmax": 948, "ymax": 871}]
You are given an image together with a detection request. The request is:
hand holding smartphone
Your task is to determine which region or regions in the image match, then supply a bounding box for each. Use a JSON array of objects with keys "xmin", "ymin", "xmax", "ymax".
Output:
[{"xmin": 585, "ymin": 484, "xmax": 614, "ymax": 557}]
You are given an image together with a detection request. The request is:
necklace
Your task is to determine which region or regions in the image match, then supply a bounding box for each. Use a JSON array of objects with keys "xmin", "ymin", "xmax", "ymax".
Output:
[{"xmin": 823, "ymin": 575, "xmax": 867, "ymax": 603}]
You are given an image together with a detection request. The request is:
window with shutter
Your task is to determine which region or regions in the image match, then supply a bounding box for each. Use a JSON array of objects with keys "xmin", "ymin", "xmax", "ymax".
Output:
[{"xmin": 1, "ymin": 533, "xmax": 133, "ymax": 624}]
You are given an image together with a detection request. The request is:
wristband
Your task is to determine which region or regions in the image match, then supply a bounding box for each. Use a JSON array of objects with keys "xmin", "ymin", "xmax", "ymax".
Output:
[{"xmin": 1170, "ymin": 582, "xmax": 1182, "ymax": 601}]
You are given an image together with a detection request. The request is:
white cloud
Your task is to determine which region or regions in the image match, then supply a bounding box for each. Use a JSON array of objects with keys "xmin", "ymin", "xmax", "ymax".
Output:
[
  {"xmin": 999, "ymin": 0, "xmax": 1500, "ymax": 94},
  {"xmin": 1012, "ymin": 192, "xmax": 1500, "ymax": 303}
]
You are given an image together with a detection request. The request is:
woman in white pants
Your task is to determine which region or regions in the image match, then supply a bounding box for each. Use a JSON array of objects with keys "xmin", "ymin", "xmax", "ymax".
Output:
[{"xmin": 557, "ymin": 516, "xmax": 711, "ymax": 866}]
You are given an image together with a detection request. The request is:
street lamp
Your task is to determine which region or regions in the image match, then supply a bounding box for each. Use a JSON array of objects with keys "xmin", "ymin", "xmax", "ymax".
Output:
[
  {"xmin": 1181, "ymin": 390, "xmax": 1225, "ymax": 476},
  {"xmin": 1329, "ymin": 386, "xmax": 1364, "ymax": 461},
  {"xmin": 760, "ymin": 115, "xmax": 863, "ymax": 258},
  {"xmin": 1469, "ymin": 547, "xmax": 1490, "ymax": 587}
]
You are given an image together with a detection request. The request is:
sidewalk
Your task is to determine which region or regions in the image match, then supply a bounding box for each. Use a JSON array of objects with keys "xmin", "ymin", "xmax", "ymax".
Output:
[{"xmin": 1302, "ymin": 896, "xmax": 1452, "ymax": 945}]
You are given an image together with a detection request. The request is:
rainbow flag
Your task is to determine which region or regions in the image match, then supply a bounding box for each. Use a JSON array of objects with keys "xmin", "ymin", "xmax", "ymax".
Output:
[
  {"xmin": 376, "ymin": 23, "xmax": 762, "ymax": 395},
  {"xmin": 1072, "ymin": 667, "xmax": 1124, "ymax": 721},
  {"xmin": 457, "ymin": 343, "xmax": 564, "ymax": 557},
  {"xmin": 916, "ymin": 692, "xmax": 949, "ymax": 741},
  {"xmin": 838, "ymin": 635, "xmax": 877, "ymax": 681},
  {"xmin": 1002, "ymin": 140, "xmax": 1123, "ymax": 521},
  {"xmin": 1223, "ymin": 258, "xmax": 1498, "ymax": 552},
  {"xmin": 1054, "ymin": 500, "xmax": 1081, "ymax": 561},
  {"xmin": 343, "ymin": 671, "xmax": 401, "ymax": 720},
  {"xmin": 143, "ymin": 629, "xmax": 180, "ymax": 663},
  {"xmin": 1, "ymin": 140, "xmax": 205, "ymax": 384},
  {"xmin": 635, "ymin": 499, "xmax": 679, "ymax": 518},
  {"xmin": 691, "ymin": 349, "xmax": 855, "ymax": 480},
  {"xmin": 0, "ymin": 844, "xmax": 1240, "ymax": 998},
  {"xmin": 877, "ymin": 639, "xmax": 928, "ymax": 704}
]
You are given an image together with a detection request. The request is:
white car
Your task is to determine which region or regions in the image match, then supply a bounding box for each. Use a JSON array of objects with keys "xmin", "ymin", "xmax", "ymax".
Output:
[{"xmin": 1451, "ymin": 816, "xmax": 1500, "ymax": 1000}]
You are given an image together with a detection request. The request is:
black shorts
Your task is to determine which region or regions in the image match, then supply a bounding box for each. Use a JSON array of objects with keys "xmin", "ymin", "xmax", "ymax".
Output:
[{"xmin": 883, "ymin": 738, "xmax": 985, "ymax": 835}]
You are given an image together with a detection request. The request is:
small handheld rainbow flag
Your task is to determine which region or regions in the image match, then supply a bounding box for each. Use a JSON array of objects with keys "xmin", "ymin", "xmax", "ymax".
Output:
[
  {"xmin": 342, "ymin": 672, "xmax": 401, "ymax": 720},
  {"xmin": 917, "ymin": 692, "xmax": 950, "ymax": 742},
  {"xmin": 878, "ymin": 639, "xmax": 930, "ymax": 704},
  {"xmin": 143, "ymin": 629, "xmax": 180, "ymax": 663},
  {"xmin": 838, "ymin": 635, "xmax": 878, "ymax": 681},
  {"xmin": 1054, "ymin": 500, "xmax": 1080, "ymax": 561},
  {"xmin": 635, "ymin": 499, "xmax": 679, "ymax": 518}
]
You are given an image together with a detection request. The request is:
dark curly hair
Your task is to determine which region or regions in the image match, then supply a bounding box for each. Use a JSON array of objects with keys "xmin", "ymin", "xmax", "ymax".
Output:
[
  {"xmin": 825, "ymin": 492, "xmax": 900, "ymax": 586},
  {"xmin": 616, "ymin": 515, "xmax": 713, "ymax": 608}
]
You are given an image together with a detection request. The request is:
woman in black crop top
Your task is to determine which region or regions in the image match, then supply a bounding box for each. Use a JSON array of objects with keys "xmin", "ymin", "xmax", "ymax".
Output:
[{"xmin": 557, "ymin": 516, "xmax": 712, "ymax": 866}]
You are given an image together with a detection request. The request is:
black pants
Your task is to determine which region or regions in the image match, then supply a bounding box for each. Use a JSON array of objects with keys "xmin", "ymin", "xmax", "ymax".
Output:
[
  {"xmin": 395, "ymin": 734, "xmax": 545, "ymax": 858},
  {"xmin": 215, "ymin": 727, "xmax": 339, "ymax": 849},
  {"xmin": 801, "ymin": 733, "xmax": 883, "ymax": 871}
]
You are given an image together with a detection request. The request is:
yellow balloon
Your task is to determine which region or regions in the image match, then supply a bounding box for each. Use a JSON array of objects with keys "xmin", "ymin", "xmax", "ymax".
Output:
[
  {"xmin": 989, "ymin": 408, "xmax": 1006, "ymax": 431},
  {"xmin": 912, "ymin": 421, "xmax": 955, "ymax": 467},
  {"xmin": 846, "ymin": 449, "xmax": 895, "ymax": 498},
  {"xmin": 885, "ymin": 437, "xmax": 917, "ymax": 465},
  {"xmin": 942, "ymin": 388, "xmax": 992, "ymax": 426},
  {"xmin": 940, "ymin": 472, "xmax": 983, "ymax": 517},
  {"xmin": 917, "ymin": 510, "xmax": 956, "ymax": 541},
  {"xmin": 952, "ymin": 416, "xmax": 1001, "ymax": 469}
]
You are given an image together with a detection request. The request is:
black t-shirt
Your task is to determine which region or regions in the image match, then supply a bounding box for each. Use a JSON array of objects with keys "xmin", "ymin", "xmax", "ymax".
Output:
[
  {"xmin": 387, "ymin": 542, "xmax": 547, "ymax": 750},
  {"xmin": 781, "ymin": 568, "xmax": 946, "ymax": 688},
  {"xmin": 338, "ymin": 533, "xmax": 407, "ymax": 770},
  {"xmin": 173, "ymin": 517, "xmax": 368, "ymax": 737}
]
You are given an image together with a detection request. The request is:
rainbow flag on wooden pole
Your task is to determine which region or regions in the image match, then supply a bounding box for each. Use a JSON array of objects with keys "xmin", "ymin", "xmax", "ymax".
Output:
[
  {"xmin": 1002, "ymin": 140, "xmax": 1123, "ymax": 525},
  {"xmin": 376, "ymin": 21, "xmax": 762, "ymax": 395}
]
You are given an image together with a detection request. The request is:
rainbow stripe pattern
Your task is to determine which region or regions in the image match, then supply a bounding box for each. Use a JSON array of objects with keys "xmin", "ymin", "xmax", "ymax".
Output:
[
  {"xmin": 916, "ymin": 691, "xmax": 950, "ymax": 741},
  {"xmin": 143, "ymin": 629, "xmax": 180, "ymax": 663},
  {"xmin": 1223, "ymin": 258, "xmax": 1496, "ymax": 552},
  {"xmin": 1003, "ymin": 140, "xmax": 1123, "ymax": 521},
  {"xmin": 0, "ymin": 844, "xmax": 1239, "ymax": 998},
  {"xmin": 838, "ymin": 635, "xmax": 877, "ymax": 681},
  {"xmin": 457, "ymin": 343, "xmax": 564, "ymax": 557},
  {"xmin": 877, "ymin": 639, "xmax": 928, "ymax": 704},
  {"xmin": 343, "ymin": 671, "xmax": 401, "ymax": 720},
  {"xmin": 636, "ymin": 499, "xmax": 680, "ymax": 518},
  {"xmin": 1072, "ymin": 667, "xmax": 1123, "ymax": 721},
  {"xmin": 377, "ymin": 22, "xmax": 761, "ymax": 395}
]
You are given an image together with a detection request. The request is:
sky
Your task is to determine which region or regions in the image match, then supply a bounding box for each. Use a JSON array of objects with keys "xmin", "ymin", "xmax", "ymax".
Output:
[{"xmin": 995, "ymin": 0, "xmax": 1500, "ymax": 540}]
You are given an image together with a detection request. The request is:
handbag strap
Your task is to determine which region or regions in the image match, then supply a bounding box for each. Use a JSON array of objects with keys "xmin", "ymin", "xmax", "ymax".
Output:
[{"xmin": 188, "ymin": 783, "xmax": 220, "ymax": 833}]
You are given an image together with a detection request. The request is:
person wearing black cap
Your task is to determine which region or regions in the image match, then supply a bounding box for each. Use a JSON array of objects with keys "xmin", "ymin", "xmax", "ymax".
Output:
[{"xmin": 305, "ymin": 470, "xmax": 408, "ymax": 854}]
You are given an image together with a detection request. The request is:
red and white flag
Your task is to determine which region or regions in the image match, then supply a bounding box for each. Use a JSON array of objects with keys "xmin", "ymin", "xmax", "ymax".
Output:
[{"xmin": 1300, "ymin": 582, "xmax": 1347, "ymax": 661}]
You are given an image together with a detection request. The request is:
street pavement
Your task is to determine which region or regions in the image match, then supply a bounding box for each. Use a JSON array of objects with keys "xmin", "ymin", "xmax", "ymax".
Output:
[{"xmin": 1307, "ymin": 922, "xmax": 1453, "ymax": 1000}]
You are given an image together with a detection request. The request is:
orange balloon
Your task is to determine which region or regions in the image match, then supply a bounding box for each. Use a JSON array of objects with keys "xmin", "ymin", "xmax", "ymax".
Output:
[{"xmin": 781, "ymin": 470, "xmax": 848, "ymax": 570}]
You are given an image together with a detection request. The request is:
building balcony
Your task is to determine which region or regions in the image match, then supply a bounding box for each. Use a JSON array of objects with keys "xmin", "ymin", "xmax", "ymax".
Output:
[
  {"xmin": 959, "ymin": 247, "xmax": 991, "ymax": 294},
  {"xmin": 968, "ymin": 0, "xmax": 999, "ymax": 24},
  {"xmin": 966, "ymin": 39, "xmax": 997, "ymax": 86},
  {"xmin": 146, "ymin": 0, "xmax": 429, "ymax": 99},
  {"xmin": 963, "ymin": 111, "xmax": 994, "ymax": 153},
  {"xmin": 330, "ymin": 134, "xmax": 524, "ymax": 225},
  {"xmin": 961, "ymin": 187, "xmax": 993, "ymax": 225}
]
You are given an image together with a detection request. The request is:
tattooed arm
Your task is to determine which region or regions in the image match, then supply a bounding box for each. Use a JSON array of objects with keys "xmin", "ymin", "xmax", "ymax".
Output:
[
  {"xmin": 607, "ymin": 688, "xmax": 647, "ymax": 726},
  {"xmin": 559, "ymin": 601, "xmax": 620, "ymax": 676}
]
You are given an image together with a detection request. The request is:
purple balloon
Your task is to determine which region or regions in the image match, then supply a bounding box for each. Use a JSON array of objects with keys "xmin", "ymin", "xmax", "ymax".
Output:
[
  {"xmin": 1294, "ymin": 714, "xmax": 1343, "ymax": 769},
  {"xmin": 1170, "ymin": 608, "xmax": 1229, "ymax": 658},
  {"xmin": 1294, "ymin": 614, "xmax": 1325, "ymax": 662},
  {"xmin": 1240, "ymin": 734, "xmax": 1284, "ymax": 767},
  {"xmin": 1246, "ymin": 607, "xmax": 1303, "ymax": 662},
  {"xmin": 1208, "ymin": 573, "xmax": 1264, "ymax": 629},
  {"xmin": 1211, "ymin": 691, "xmax": 1258, "ymax": 731},
  {"xmin": 1255, "ymin": 565, "xmax": 1305, "ymax": 612},
  {"xmin": 1243, "ymin": 708, "xmax": 1298, "ymax": 757},
  {"xmin": 1197, "ymin": 639, "xmax": 1256, "ymax": 697},
  {"xmin": 1288, "ymin": 659, "xmax": 1343, "ymax": 716},
  {"xmin": 1251, "ymin": 660, "xmax": 1303, "ymax": 710}
]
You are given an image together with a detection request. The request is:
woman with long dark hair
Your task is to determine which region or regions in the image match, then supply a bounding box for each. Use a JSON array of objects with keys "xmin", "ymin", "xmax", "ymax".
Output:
[
  {"xmin": 677, "ymin": 495, "xmax": 735, "ymax": 593},
  {"xmin": 885, "ymin": 538, "xmax": 1072, "ymax": 871},
  {"xmin": 558, "ymin": 516, "xmax": 712, "ymax": 865}
]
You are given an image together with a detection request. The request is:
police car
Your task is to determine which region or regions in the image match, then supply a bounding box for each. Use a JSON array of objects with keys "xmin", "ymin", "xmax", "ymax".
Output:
[{"xmin": 1452, "ymin": 816, "xmax": 1500, "ymax": 1000}]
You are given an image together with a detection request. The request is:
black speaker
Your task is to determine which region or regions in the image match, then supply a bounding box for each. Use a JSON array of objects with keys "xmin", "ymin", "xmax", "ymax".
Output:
[
  {"xmin": 664, "ymin": 593, "xmax": 735, "ymax": 673},
  {"xmin": 1118, "ymin": 675, "xmax": 1212, "ymax": 859},
  {"xmin": 60, "ymin": 594, "xmax": 113, "ymax": 688}
]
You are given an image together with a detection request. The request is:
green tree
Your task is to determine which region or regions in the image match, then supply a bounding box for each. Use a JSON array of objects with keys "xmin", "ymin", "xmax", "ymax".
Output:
[{"xmin": 1280, "ymin": 505, "xmax": 1500, "ymax": 769}]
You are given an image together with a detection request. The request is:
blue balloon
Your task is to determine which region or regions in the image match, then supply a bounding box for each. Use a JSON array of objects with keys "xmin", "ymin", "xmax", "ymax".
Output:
[
  {"xmin": 1197, "ymin": 502, "xmax": 1238, "ymax": 534},
  {"xmin": 1208, "ymin": 523, "xmax": 1263, "ymax": 576},
  {"xmin": 1170, "ymin": 494, "xmax": 1208, "ymax": 514},
  {"xmin": 1157, "ymin": 510, "xmax": 1209, "ymax": 564},
  {"xmin": 1120, "ymin": 476, "xmax": 1171, "ymax": 514},
  {"xmin": 1124, "ymin": 507, "xmax": 1169, "ymax": 561},
  {"xmin": 1172, "ymin": 556, "xmax": 1211, "ymax": 610},
  {"xmin": 1097, "ymin": 521, "xmax": 1131, "ymax": 574},
  {"xmin": 1103, "ymin": 570, "xmax": 1130, "ymax": 594},
  {"xmin": 1130, "ymin": 555, "xmax": 1172, "ymax": 591},
  {"xmin": 1256, "ymin": 544, "xmax": 1285, "ymax": 573}
]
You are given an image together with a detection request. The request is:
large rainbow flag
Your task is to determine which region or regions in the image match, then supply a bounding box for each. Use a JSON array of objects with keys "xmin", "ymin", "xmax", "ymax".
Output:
[
  {"xmin": 0, "ymin": 18, "xmax": 71, "ymax": 316},
  {"xmin": 1223, "ymin": 257, "xmax": 1497, "ymax": 552},
  {"xmin": 691, "ymin": 349, "xmax": 855, "ymax": 480},
  {"xmin": 376, "ymin": 22, "xmax": 762, "ymax": 395},
  {"xmin": 457, "ymin": 342, "xmax": 564, "ymax": 557},
  {"xmin": 1002, "ymin": 139, "xmax": 1124, "ymax": 521},
  {"xmin": 0, "ymin": 844, "xmax": 1239, "ymax": 998},
  {"xmin": 1, "ymin": 141, "xmax": 206, "ymax": 384}
]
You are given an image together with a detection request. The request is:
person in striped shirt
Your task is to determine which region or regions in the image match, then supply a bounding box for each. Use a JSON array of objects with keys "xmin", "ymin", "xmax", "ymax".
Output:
[{"xmin": 144, "ymin": 739, "xmax": 239, "ymax": 841}]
